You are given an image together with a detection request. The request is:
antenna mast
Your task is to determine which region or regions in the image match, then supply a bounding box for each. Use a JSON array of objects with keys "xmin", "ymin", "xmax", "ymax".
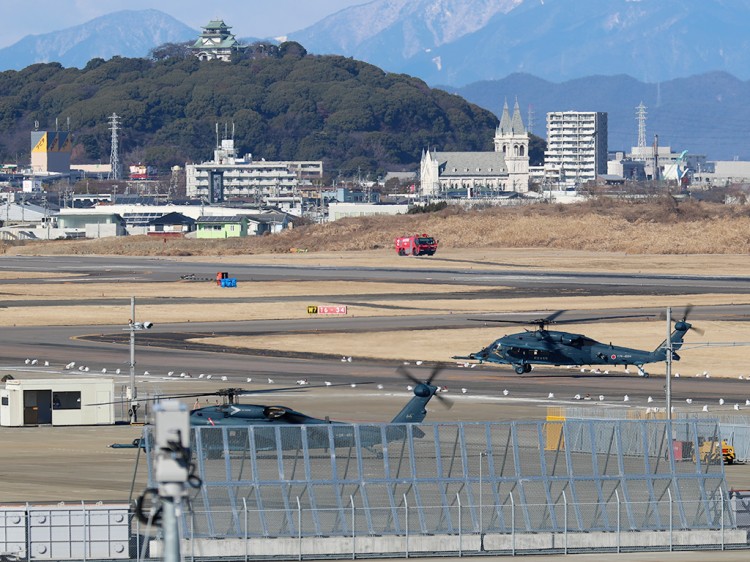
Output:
[
  {"xmin": 527, "ymin": 104, "xmax": 535, "ymax": 135},
  {"xmin": 108, "ymin": 113, "xmax": 121, "ymax": 181}
]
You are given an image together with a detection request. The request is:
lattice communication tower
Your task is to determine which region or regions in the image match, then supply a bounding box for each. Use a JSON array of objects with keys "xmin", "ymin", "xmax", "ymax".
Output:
[
  {"xmin": 108, "ymin": 113, "xmax": 121, "ymax": 180},
  {"xmin": 527, "ymin": 104, "xmax": 535, "ymax": 135},
  {"xmin": 636, "ymin": 101, "xmax": 647, "ymax": 149}
]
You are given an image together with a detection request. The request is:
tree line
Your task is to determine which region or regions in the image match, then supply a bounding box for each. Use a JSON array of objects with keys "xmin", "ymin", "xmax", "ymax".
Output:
[{"xmin": 0, "ymin": 42, "xmax": 544, "ymax": 178}]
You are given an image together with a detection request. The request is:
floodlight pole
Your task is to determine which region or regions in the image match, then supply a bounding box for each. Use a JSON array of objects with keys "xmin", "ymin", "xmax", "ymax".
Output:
[
  {"xmin": 129, "ymin": 296, "xmax": 137, "ymax": 424},
  {"xmin": 666, "ymin": 307, "xmax": 672, "ymax": 421}
]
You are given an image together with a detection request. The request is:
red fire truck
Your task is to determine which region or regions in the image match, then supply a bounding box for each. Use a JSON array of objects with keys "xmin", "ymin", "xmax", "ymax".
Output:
[{"xmin": 395, "ymin": 234, "xmax": 438, "ymax": 256}]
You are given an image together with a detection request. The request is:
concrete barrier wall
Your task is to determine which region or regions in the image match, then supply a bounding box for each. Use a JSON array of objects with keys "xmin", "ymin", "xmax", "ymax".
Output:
[{"xmin": 150, "ymin": 529, "xmax": 748, "ymax": 558}]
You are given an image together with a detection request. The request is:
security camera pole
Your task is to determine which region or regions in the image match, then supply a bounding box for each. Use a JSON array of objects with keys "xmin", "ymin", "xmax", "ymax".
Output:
[
  {"xmin": 127, "ymin": 296, "xmax": 153, "ymax": 425},
  {"xmin": 154, "ymin": 401, "xmax": 191, "ymax": 562}
]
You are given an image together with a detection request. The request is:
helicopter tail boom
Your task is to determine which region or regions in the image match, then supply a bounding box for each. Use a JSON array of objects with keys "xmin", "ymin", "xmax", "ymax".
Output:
[
  {"xmin": 390, "ymin": 382, "xmax": 439, "ymax": 424},
  {"xmin": 652, "ymin": 321, "xmax": 693, "ymax": 359}
]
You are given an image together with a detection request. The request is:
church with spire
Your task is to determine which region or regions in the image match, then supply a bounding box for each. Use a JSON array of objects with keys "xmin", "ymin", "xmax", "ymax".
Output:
[
  {"xmin": 420, "ymin": 99, "xmax": 530, "ymax": 197},
  {"xmin": 494, "ymin": 99, "xmax": 530, "ymax": 192}
]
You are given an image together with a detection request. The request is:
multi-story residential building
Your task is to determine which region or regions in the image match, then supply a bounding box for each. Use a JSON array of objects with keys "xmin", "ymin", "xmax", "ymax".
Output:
[
  {"xmin": 544, "ymin": 112, "xmax": 608, "ymax": 188},
  {"xmin": 185, "ymin": 139, "xmax": 323, "ymax": 203}
]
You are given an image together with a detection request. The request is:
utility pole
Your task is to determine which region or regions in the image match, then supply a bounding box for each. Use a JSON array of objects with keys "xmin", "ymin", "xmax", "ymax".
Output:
[
  {"xmin": 129, "ymin": 297, "xmax": 137, "ymax": 424},
  {"xmin": 665, "ymin": 307, "xmax": 672, "ymax": 421},
  {"xmin": 127, "ymin": 297, "xmax": 153, "ymax": 424}
]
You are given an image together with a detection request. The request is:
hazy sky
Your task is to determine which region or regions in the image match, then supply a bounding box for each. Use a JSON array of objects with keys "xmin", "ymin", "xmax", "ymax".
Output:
[{"xmin": 1, "ymin": 0, "xmax": 367, "ymax": 48}]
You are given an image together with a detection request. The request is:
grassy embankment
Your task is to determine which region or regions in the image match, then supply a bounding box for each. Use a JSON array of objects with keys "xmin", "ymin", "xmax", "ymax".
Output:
[{"xmin": 4, "ymin": 197, "xmax": 750, "ymax": 256}]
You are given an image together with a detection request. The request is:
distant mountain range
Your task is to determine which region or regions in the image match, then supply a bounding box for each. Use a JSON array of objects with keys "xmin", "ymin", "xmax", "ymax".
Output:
[
  {"xmin": 292, "ymin": 0, "xmax": 750, "ymax": 86},
  {"xmin": 448, "ymin": 72, "xmax": 750, "ymax": 160},
  {"xmin": 0, "ymin": 10, "xmax": 197, "ymax": 71},
  {"xmin": 2, "ymin": 4, "xmax": 749, "ymax": 160}
]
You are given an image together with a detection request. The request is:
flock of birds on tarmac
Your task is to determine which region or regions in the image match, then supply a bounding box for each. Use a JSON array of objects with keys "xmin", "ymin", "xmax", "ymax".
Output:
[{"xmin": 17, "ymin": 355, "xmax": 750, "ymax": 414}]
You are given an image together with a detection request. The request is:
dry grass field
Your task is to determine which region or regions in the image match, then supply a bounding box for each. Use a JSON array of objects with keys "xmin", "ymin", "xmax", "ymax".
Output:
[{"xmin": 6, "ymin": 197, "xmax": 750, "ymax": 256}]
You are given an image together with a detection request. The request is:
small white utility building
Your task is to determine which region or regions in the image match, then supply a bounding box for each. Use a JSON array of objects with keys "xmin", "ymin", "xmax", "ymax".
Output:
[{"xmin": 0, "ymin": 378, "xmax": 115, "ymax": 426}]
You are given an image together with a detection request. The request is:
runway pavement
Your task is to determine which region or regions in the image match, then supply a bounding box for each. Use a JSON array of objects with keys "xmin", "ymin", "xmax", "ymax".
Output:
[{"xmin": 2, "ymin": 255, "xmax": 750, "ymax": 503}]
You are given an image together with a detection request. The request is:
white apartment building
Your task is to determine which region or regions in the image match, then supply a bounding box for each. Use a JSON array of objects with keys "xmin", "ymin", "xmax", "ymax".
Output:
[
  {"xmin": 186, "ymin": 139, "xmax": 323, "ymax": 203},
  {"xmin": 544, "ymin": 112, "xmax": 608, "ymax": 188}
]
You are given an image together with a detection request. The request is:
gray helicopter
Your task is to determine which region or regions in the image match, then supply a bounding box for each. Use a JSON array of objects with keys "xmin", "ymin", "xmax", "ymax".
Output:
[
  {"xmin": 454, "ymin": 309, "xmax": 702, "ymax": 377},
  {"xmin": 113, "ymin": 366, "xmax": 450, "ymax": 453}
]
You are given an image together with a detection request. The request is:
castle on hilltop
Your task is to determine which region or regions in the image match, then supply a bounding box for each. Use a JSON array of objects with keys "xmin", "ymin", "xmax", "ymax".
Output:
[{"xmin": 191, "ymin": 20, "xmax": 242, "ymax": 62}]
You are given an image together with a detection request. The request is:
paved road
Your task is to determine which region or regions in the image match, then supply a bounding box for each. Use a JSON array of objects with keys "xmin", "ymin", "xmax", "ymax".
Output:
[
  {"xmin": 3, "ymin": 318, "xmax": 750, "ymax": 409},
  {"xmin": 2, "ymin": 255, "xmax": 750, "ymax": 294}
]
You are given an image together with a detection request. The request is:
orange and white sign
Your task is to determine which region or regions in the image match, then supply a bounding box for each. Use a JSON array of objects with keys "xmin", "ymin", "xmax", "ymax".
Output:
[{"xmin": 318, "ymin": 306, "xmax": 347, "ymax": 315}]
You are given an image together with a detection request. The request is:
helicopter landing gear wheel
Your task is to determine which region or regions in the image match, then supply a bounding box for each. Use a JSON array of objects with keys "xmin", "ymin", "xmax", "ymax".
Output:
[
  {"xmin": 524, "ymin": 364, "xmax": 532, "ymax": 373},
  {"xmin": 637, "ymin": 367, "xmax": 648, "ymax": 378},
  {"xmin": 514, "ymin": 364, "xmax": 525, "ymax": 375}
]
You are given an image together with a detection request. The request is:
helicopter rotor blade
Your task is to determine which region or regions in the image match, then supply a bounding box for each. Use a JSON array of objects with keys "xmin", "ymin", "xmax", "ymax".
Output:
[
  {"xmin": 86, "ymin": 382, "xmax": 373, "ymax": 407},
  {"xmin": 398, "ymin": 364, "xmax": 452, "ymax": 409},
  {"xmin": 679, "ymin": 304, "xmax": 705, "ymax": 335},
  {"xmin": 468, "ymin": 318, "xmax": 538, "ymax": 325},
  {"xmin": 434, "ymin": 391, "xmax": 453, "ymax": 410},
  {"xmin": 470, "ymin": 313, "xmax": 651, "ymax": 326},
  {"xmin": 552, "ymin": 314, "xmax": 653, "ymax": 324},
  {"xmin": 397, "ymin": 365, "xmax": 421, "ymax": 385},
  {"xmin": 426, "ymin": 364, "xmax": 445, "ymax": 385},
  {"xmin": 657, "ymin": 305, "xmax": 705, "ymax": 336},
  {"xmin": 682, "ymin": 304, "xmax": 694, "ymax": 322},
  {"xmin": 544, "ymin": 310, "xmax": 567, "ymax": 323}
]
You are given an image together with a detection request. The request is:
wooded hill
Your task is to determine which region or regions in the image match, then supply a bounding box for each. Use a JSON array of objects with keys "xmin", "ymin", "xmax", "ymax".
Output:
[{"xmin": 0, "ymin": 45, "xmax": 542, "ymax": 177}]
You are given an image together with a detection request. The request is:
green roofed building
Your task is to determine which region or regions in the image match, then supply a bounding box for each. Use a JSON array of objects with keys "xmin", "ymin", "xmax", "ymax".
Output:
[
  {"xmin": 191, "ymin": 20, "xmax": 241, "ymax": 62},
  {"xmin": 195, "ymin": 215, "xmax": 248, "ymax": 239}
]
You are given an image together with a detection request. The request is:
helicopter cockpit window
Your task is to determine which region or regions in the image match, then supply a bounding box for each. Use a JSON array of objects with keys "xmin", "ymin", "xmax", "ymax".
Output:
[
  {"xmin": 264, "ymin": 406, "xmax": 286, "ymax": 419},
  {"xmin": 579, "ymin": 337, "xmax": 597, "ymax": 346}
]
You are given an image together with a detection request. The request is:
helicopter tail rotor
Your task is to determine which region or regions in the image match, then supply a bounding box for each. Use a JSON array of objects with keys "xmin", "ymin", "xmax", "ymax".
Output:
[
  {"xmin": 658, "ymin": 305, "xmax": 704, "ymax": 336},
  {"xmin": 681, "ymin": 305, "xmax": 705, "ymax": 335},
  {"xmin": 397, "ymin": 364, "xmax": 452, "ymax": 409}
]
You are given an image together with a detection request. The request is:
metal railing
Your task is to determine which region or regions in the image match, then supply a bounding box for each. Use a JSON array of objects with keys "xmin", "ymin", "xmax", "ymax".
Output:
[{"xmin": 175, "ymin": 494, "xmax": 745, "ymax": 560}]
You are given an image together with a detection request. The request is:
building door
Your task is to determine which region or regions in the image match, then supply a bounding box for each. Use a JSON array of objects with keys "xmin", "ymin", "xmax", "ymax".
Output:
[{"xmin": 23, "ymin": 390, "xmax": 52, "ymax": 425}]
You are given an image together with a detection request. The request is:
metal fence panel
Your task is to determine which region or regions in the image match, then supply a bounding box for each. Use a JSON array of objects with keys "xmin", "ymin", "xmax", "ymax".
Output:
[{"xmin": 144, "ymin": 420, "xmax": 734, "ymax": 539}]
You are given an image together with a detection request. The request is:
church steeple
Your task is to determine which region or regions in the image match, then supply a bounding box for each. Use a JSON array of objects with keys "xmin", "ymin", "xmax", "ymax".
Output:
[
  {"xmin": 510, "ymin": 98, "xmax": 526, "ymax": 134},
  {"xmin": 494, "ymin": 97, "xmax": 530, "ymax": 191},
  {"xmin": 497, "ymin": 99, "xmax": 512, "ymax": 135}
]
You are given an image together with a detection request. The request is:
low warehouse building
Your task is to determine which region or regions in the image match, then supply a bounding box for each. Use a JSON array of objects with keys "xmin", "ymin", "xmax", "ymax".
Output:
[{"xmin": 0, "ymin": 378, "xmax": 115, "ymax": 426}]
